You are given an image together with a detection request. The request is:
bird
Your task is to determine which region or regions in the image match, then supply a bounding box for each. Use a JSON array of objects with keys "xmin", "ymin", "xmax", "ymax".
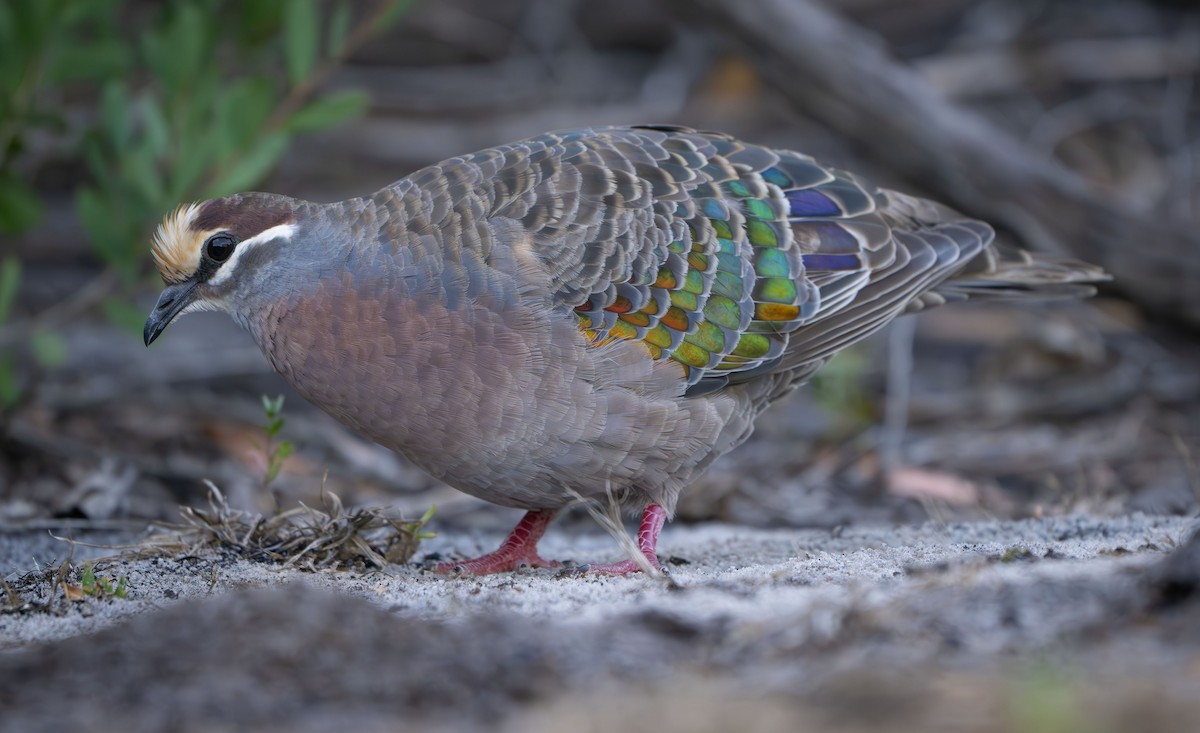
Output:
[{"xmin": 143, "ymin": 125, "xmax": 1108, "ymax": 575}]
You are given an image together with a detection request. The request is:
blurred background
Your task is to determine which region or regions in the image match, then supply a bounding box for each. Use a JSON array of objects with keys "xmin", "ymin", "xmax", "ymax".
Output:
[{"xmin": 1, "ymin": 0, "xmax": 1198, "ymax": 533}]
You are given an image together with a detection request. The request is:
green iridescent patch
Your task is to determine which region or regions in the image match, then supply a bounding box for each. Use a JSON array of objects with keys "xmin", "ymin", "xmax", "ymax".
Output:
[
  {"xmin": 683, "ymin": 268, "xmax": 705, "ymax": 294},
  {"xmin": 755, "ymin": 248, "xmax": 790, "ymax": 277},
  {"xmin": 669, "ymin": 289, "xmax": 698, "ymax": 312},
  {"xmin": 761, "ymin": 167, "xmax": 791, "ymax": 187},
  {"xmin": 758, "ymin": 277, "xmax": 797, "ymax": 303},
  {"xmin": 703, "ymin": 295, "xmax": 742, "ymax": 330},
  {"xmin": 746, "ymin": 219, "xmax": 777, "ymax": 247},
  {"xmin": 716, "ymin": 252, "xmax": 742, "ymax": 273},
  {"xmin": 645, "ymin": 323, "xmax": 674, "ymax": 348},
  {"xmin": 716, "ymin": 238, "xmax": 737, "ymax": 255},
  {"xmin": 673, "ymin": 340, "xmax": 710, "ymax": 368},
  {"xmin": 668, "ymin": 239, "xmax": 687, "ymax": 254},
  {"xmin": 609, "ymin": 319, "xmax": 639, "ymax": 340},
  {"xmin": 743, "ymin": 198, "xmax": 774, "ymax": 221},
  {"xmin": 711, "ymin": 219, "xmax": 733, "ymax": 240},
  {"xmin": 747, "ymin": 321, "xmax": 786, "ymax": 334},
  {"xmin": 713, "ymin": 271, "xmax": 744, "ymax": 299},
  {"xmin": 732, "ymin": 333, "xmax": 772, "ymax": 358},
  {"xmin": 726, "ymin": 180, "xmax": 750, "ymax": 198},
  {"xmin": 685, "ymin": 320, "xmax": 727, "ymax": 353}
]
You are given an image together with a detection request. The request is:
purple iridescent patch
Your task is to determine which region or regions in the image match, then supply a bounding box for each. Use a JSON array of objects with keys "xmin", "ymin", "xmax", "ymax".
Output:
[
  {"xmin": 786, "ymin": 188, "xmax": 841, "ymax": 217},
  {"xmin": 802, "ymin": 253, "xmax": 862, "ymax": 271}
]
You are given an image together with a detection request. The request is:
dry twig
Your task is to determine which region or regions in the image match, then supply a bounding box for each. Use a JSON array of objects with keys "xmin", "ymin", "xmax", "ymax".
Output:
[{"xmin": 140, "ymin": 482, "xmax": 434, "ymax": 571}]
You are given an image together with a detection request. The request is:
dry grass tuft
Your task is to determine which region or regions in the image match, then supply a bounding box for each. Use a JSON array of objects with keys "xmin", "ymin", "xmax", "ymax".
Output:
[{"xmin": 141, "ymin": 482, "xmax": 435, "ymax": 571}]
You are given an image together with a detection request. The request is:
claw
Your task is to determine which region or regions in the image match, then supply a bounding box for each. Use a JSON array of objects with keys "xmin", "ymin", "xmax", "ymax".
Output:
[
  {"xmin": 433, "ymin": 509, "xmax": 562, "ymax": 575},
  {"xmin": 433, "ymin": 504, "xmax": 668, "ymax": 577},
  {"xmin": 580, "ymin": 504, "xmax": 667, "ymax": 575}
]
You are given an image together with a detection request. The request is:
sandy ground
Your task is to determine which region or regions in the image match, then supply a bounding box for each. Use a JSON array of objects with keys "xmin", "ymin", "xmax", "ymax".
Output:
[{"xmin": 1, "ymin": 511, "xmax": 1198, "ymax": 732}]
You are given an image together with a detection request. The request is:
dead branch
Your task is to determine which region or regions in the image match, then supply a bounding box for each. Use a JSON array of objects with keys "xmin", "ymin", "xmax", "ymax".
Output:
[
  {"xmin": 916, "ymin": 37, "xmax": 1200, "ymax": 98},
  {"xmin": 665, "ymin": 0, "xmax": 1200, "ymax": 329}
]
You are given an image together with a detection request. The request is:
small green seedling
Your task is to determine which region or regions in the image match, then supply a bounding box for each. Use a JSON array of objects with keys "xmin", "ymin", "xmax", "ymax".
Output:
[
  {"xmin": 406, "ymin": 504, "xmax": 438, "ymax": 541},
  {"xmin": 261, "ymin": 394, "xmax": 295, "ymax": 489},
  {"xmin": 998, "ymin": 546, "xmax": 1036, "ymax": 563},
  {"xmin": 80, "ymin": 562, "xmax": 129, "ymax": 599}
]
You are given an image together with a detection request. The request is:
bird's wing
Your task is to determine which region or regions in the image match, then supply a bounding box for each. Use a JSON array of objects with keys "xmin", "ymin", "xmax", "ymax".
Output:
[{"xmin": 407, "ymin": 126, "xmax": 991, "ymax": 394}]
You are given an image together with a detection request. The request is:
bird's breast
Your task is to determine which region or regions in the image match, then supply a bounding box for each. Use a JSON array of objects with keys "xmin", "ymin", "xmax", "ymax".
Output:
[{"xmin": 252, "ymin": 269, "xmax": 600, "ymax": 486}]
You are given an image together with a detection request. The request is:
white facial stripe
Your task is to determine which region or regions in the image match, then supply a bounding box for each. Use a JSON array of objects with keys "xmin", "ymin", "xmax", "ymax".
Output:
[{"xmin": 206, "ymin": 223, "xmax": 297, "ymax": 287}]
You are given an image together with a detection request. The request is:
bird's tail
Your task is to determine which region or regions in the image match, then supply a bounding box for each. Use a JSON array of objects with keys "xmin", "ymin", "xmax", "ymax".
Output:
[{"xmin": 905, "ymin": 243, "xmax": 1111, "ymax": 313}]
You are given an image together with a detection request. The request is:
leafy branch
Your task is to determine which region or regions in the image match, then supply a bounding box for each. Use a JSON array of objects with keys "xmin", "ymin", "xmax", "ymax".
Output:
[{"xmin": 0, "ymin": 0, "xmax": 411, "ymax": 418}]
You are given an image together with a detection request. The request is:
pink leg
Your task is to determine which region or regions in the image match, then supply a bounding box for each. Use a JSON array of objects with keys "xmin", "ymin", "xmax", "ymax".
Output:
[
  {"xmin": 434, "ymin": 509, "xmax": 562, "ymax": 575},
  {"xmin": 584, "ymin": 504, "xmax": 667, "ymax": 575}
]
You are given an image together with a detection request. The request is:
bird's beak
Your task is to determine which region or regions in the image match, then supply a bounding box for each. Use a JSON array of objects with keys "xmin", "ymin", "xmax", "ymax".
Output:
[{"xmin": 144, "ymin": 280, "xmax": 200, "ymax": 346}]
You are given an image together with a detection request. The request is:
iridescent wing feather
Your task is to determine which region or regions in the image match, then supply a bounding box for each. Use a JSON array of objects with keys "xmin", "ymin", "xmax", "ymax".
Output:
[{"xmin": 433, "ymin": 126, "xmax": 993, "ymax": 395}]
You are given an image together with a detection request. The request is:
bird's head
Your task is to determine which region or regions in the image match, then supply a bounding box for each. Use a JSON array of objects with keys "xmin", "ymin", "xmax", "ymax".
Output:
[{"xmin": 143, "ymin": 193, "xmax": 304, "ymax": 346}]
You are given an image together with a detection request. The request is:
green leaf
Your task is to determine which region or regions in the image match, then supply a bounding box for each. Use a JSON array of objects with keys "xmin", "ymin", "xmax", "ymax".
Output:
[
  {"xmin": 0, "ymin": 357, "xmax": 18, "ymax": 409},
  {"xmin": 75, "ymin": 186, "xmax": 108, "ymax": 244},
  {"xmin": 168, "ymin": 130, "xmax": 217, "ymax": 201},
  {"xmin": 0, "ymin": 174, "xmax": 43, "ymax": 234},
  {"xmin": 102, "ymin": 297, "xmax": 149, "ymax": 335},
  {"xmin": 206, "ymin": 131, "xmax": 289, "ymax": 196},
  {"xmin": 122, "ymin": 144, "xmax": 164, "ymax": 209},
  {"xmin": 140, "ymin": 32, "xmax": 172, "ymax": 92},
  {"xmin": 419, "ymin": 504, "xmax": 436, "ymax": 525},
  {"xmin": 0, "ymin": 256, "xmax": 20, "ymax": 324},
  {"xmin": 99, "ymin": 81, "xmax": 132, "ymax": 149},
  {"xmin": 262, "ymin": 394, "xmax": 284, "ymax": 417},
  {"xmin": 48, "ymin": 38, "xmax": 132, "ymax": 84},
  {"xmin": 138, "ymin": 94, "xmax": 170, "ymax": 159},
  {"xmin": 141, "ymin": 3, "xmax": 205, "ymax": 90},
  {"xmin": 373, "ymin": 0, "xmax": 416, "ymax": 34},
  {"xmin": 284, "ymin": 0, "xmax": 319, "ymax": 85},
  {"xmin": 284, "ymin": 90, "xmax": 370, "ymax": 133},
  {"xmin": 75, "ymin": 186, "xmax": 135, "ymax": 277},
  {"xmin": 237, "ymin": 0, "xmax": 288, "ymax": 46},
  {"xmin": 31, "ymin": 328, "xmax": 67, "ymax": 368},
  {"xmin": 215, "ymin": 77, "xmax": 277, "ymax": 159},
  {"xmin": 326, "ymin": 1, "xmax": 352, "ymax": 56}
]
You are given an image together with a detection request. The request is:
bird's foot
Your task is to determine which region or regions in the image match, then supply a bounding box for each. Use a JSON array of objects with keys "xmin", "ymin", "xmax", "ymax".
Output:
[
  {"xmin": 578, "ymin": 503, "xmax": 666, "ymax": 576},
  {"xmin": 433, "ymin": 508, "xmax": 561, "ymax": 575},
  {"xmin": 434, "ymin": 548, "xmax": 561, "ymax": 575}
]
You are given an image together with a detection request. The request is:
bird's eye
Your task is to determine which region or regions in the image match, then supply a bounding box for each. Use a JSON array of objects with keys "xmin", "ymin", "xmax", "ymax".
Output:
[{"xmin": 205, "ymin": 233, "xmax": 237, "ymax": 263}]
